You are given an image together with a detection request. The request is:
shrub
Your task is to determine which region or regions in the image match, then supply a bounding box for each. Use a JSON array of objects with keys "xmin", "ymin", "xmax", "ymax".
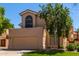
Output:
[
  {"xmin": 47, "ymin": 46, "xmax": 51, "ymax": 49},
  {"xmin": 60, "ymin": 45, "xmax": 63, "ymax": 48},
  {"xmin": 76, "ymin": 44, "xmax": 79, "ymax": 52},
  {"xmin": 66, "ymin": 44, "xmax": 75, "ymax": 51}
]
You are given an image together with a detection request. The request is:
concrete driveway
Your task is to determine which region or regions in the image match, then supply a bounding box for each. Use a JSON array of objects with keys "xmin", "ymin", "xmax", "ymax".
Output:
[{"xmin": 0, "ymin": 50, "xmax": 34, "ymax": 56}]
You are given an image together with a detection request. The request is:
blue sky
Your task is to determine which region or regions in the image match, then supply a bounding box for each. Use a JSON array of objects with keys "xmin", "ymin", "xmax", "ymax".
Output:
[{"xmin": 0, "ymin": 3, "xmax": 79, "ymax": 31}]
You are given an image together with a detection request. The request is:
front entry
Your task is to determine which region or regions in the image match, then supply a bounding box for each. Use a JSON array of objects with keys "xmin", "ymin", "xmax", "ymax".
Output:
[
  {"xmin": 0, "ymin": 39, "xmax": 6, "ymax": 47},
  {"xmin": 50, "ymin": 36, "xmax": 58, "ymax": 48},
  {"xmin": 52, "ymin": 39, "xmax": 58, "ymax": 48}
]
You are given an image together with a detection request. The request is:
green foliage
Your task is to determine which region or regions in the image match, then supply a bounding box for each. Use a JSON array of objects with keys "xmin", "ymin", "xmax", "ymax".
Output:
[
  {"xmin": 60, "ymin": 45, "xmax": 63, "ymax": 48},
  {"xmin": 0, "ymin": 7, "xmax": 14, "ymax": 35},
  {"xmin": 66, "ymin": 44, "xmax": 75, "ymax": 51},
  {"xmin": 2, "ymin": 18, "xmax": 14, "ymax": 28},
  {"xmin": 76, "ymin": 44, "xmax": 79, "ymax": 52},
  {"xmin": 22, "ymin": 50, "xmax": 79, "ymax": 56},
  {"xmin": 76, "ymin": 45, "xmax": 79, "ymax": 49},
  {"xmin": 39, "ymin": 3, "xmax": 73, "ymax": 48},
  {"xmin": 0, "ymin": 7, "xmax": 5, "ymax": 16},
  {"xmin": 40, "ymin": 3, "xmax": 73, "ymax": 37},
  {"xmin": 77, "ymin": 28, "xmax": 79, "ymax": 33}
]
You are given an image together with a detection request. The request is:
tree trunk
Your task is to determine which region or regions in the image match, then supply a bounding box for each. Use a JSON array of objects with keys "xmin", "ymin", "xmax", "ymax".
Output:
[{"xmin": 58, "ymin": 38, "xmax": 60, "ymax": 48}]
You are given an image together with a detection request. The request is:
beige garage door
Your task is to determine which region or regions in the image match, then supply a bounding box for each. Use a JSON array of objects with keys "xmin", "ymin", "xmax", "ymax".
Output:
[{"xmin": 11, "ymin": 37, "xmax": 42, "ymax": 49}]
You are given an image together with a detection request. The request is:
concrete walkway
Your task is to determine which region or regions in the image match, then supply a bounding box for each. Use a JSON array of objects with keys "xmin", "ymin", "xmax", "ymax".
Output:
[{"xmin": 0, "ymin": 50, "xmax": 34, "ymax": 56}]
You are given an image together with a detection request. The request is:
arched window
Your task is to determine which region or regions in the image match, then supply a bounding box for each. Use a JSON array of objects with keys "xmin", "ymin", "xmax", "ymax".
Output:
[{"xmin": 25, "ymin": 15, "xmax": 33, "ymax": 28}]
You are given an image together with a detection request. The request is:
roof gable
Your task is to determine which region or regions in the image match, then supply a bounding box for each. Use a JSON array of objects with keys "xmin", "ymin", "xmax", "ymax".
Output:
[{"xmin": 20, "ymin": 9, "xmax": 39, "ymax": 16}]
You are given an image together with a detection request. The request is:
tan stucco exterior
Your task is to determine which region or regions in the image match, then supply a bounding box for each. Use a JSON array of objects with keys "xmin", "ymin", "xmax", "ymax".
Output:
[
  {"xmin": 20, "ymin": 10, "xmax": 45, "ymax": 28},
  {"xmin": 0, "ymin": 9, "xmax": 64, "ymax": 50},
  {"xmin": 8, "ymin": 27, "xmax": 46, "ymax": 49},
  {"xmin": 6, "ymin": 10, "xmax": 48, "ymax": 49}
]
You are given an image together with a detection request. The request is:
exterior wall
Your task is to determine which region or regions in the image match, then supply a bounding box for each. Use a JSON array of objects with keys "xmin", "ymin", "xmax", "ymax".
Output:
[
  {"xmin": 21, "ymin": 12, "xmax": 45, "ymax": 28},
  {"xmin": 63, "ymin": 38, "xmax": 68, "ymax": 49},
  {"xmin": 42, "ymin": 29, "xmax": 51, "ymax": 49},
  {"xmin": 0, "ymin": 10, "xmax": 69, "ymax": 49},
  {"xmin": 77, "ymin": 33, "xmax": 79, "ymax": 40},
  {"xmin": 45, "ymin": 30, "xmax": 51, "ymax": 48},
  {"xmin": 21, "ymin": 12, "xmax": 36, "ymax": 28},
  {"xmin": 0, "ymin": 31, "xmax": 8, "ymax": 49},
  {"xmin": 59, "ymin": 37, "xmax": 63, "ymax": 48},
  {"xmin": 8, "ymin": 27, "xmax": 45, "ymax": 49},
  {"xmin": 36, "ymin": 15, "xmax": 45, "ymax": 27},
  {"xmin": 0, "ymin": 33, "xmax": 6, "ymax": 47}
]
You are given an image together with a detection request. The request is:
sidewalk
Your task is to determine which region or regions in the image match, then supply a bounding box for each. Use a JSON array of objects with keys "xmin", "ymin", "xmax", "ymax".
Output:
[{"xmin": 0, "ymin": 50, "xmax": 34, "ymax": 56}]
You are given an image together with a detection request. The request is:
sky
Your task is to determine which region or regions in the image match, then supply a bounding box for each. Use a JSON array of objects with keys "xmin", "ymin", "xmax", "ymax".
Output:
[{"xmin": 0, "ymin": 3, "xmax": 79, "ymax": 31}]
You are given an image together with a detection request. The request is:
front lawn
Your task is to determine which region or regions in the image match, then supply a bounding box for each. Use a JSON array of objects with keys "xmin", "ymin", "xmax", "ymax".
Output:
[{"xmin": 22, "ymin": 50, "xmax": 79, "ymax": 56}]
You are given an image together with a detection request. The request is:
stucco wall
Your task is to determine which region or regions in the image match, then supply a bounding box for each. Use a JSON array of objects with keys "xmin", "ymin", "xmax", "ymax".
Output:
[
  {"xmin": 45, "ymin": 30, "xmax": 51, "ymax": 48},
  {"xmin": 0, "ymin": 35, "xmax": 8, "ymax": 48},
  {"xmin": 8, "ymin": 27, "xmax": 45, "ymax": 50},
  {"xmin": 36, "ymin": 15, "xmax": 45, "ymax": 27},
  {"xmin": 21, "ymin": 12, "xmax": 45, "ymax": 28},
  {"xmin": 21, "ymin": 12, "xmax": 36, "ymax": 28}
]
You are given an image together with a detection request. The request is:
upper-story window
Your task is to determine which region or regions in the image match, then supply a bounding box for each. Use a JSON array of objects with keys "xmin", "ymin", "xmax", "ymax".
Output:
[{"xmin": 25, "ymin": 15, "xmax": 33, "ymax": 28}]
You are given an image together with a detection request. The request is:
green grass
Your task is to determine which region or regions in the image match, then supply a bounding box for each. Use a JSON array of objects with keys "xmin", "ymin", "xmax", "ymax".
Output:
[{"xmin": 22, "ymin": 50, "xmax": 79, "ymax": 56}]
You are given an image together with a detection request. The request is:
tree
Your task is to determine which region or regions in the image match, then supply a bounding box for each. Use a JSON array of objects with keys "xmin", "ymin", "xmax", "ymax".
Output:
[
  {"xmin": 39, "ymin": 3, "xmax": 73, "ymax": 48},
  {"xmin": 0, "ymin": 7, "xmax": 14, "ymax": 35},
  {"xmin": 77, "ymin": 28, "xmax": 79, "ymax": 33},
  {"xmin": 77, "ymin": 28, "xmax": 79, "ymax": 38}
]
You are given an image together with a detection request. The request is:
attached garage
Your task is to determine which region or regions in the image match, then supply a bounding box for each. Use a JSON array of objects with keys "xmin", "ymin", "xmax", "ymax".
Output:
[
  {"xmin": 9, "ymin": 37, "xmax": 42, "ymax": 49},
  {"xmin": 8, "ymin": 27, "xmax": 45, "ymax": 50}
]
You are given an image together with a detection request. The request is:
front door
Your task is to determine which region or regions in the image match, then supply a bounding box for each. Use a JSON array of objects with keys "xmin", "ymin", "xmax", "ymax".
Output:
[
  {"xmin": 52, "ymin": 39, "xmax": 58, "ymax": 48},
  {"xmin": 50, "ymin": 36, "xmax": 58, "ymax": 48},
  {"xmin": 1, "ymin": 39, "xmax": 6, "ymax": 47}
]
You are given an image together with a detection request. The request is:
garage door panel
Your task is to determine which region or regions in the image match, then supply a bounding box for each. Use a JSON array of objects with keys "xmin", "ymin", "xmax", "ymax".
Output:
[
  {"xmin": 12, "ymin": 37, "xmax": 40, "ymax": 49},
  {"xmin": 8, "ymin": 27, "xmax": 43, "ymax": 49}
]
